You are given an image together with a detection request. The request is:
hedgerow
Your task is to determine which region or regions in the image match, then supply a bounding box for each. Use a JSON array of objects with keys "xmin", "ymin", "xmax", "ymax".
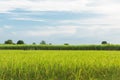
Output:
[{"xmin": 0, "ymin": 44, "xmax": 120, "ymax": 50}]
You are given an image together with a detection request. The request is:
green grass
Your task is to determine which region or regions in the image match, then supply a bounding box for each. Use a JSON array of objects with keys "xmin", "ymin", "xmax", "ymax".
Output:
[{"xmin": 0, "ymin": 50, "xmax": 120, "ymax": 80}]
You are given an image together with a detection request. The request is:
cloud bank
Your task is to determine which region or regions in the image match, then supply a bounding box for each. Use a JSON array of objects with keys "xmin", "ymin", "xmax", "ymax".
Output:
[{"xmin": 0, "ymin": 0, "xmax": 120, "ymax": 44}]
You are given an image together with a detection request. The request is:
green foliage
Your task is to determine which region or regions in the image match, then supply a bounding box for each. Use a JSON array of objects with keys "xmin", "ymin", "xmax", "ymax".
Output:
[
  {"xmin": 0, "ymin": 44, "xmax": 120, "ymax": 50},
  {"xmin": 32, "ymin": 42, "xmax": 36, "ymax": 45},
  {"xmin": 17, "ymin": 40, "xmax": 24, "ymax": 44},
  {"xmin": 4, "ymin": 40, "xmax": 13, "ymax": 44},
  {"xmin": 64, "ymin": 43, "xmax": 69, "ymax": 45},
  {"xmin": 0, "ymin": 50, "xmax": 120, "ymax": 80},
  {"xmin": 40, "ymin": 40, "xmax": 46, "ymax": 45},
  {"xmin": 101, "ymin": 41, "xmax": 108, "ymax": 44}
]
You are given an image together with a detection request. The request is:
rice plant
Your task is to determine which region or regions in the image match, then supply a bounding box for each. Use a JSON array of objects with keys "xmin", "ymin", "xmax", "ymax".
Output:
[{"xmin": 0, "ymin": 50, "xmax": 120, "ymax": 80}]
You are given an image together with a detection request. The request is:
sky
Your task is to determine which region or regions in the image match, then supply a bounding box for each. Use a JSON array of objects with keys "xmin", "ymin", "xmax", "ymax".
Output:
[{"xmin": 0, "ymin": 0, "xmax": 120, "ymax": 44}]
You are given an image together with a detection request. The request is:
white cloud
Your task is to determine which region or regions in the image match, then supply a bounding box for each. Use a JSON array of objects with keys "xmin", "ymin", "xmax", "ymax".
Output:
[
  {"xmin": 1, "ymin": 0, "xmax": 120, "ymax": 26},
  {"xmin": 58, "ymin": 15, "xmax": 120, "ymax": 27},
  {"xmin": 12, "ymin": 17, "xmax": 45, "ymax": 22},
  {"xmin": 1, "ymin": 0, "xmax": 119, "ymax": 25},
  {"xmin": 12, "ymin": 26, "xmax": 77, "ymax": 37},
  {"xmin": 0, "ymin": 0, "xmax": 120, "ymax": 44},
  {"xmin": 0, "ymin": 0, "xmax": 89, "ymax": 13},
  {"xmin": 9, "ymin": 25, "xmax": 120, "ymax": 37},
  {"xmin": 0, "ymin": 25, "xmax": 12, "ymax": 35},
  {"xmin": 0, "ymin": 0, "xmax": 119, "ymax": 13},
  {"xmin": 3, "ymin": 25, "xmax": 12, "ymax": 29},
  {"xmin": 0, "ymin": 25, "xmax": 12, "ymax": 32},
  {"xmin": 1, "ymin": 24, "xmax": 120, "ymax": 44},
  {"xmin": 11, "ymin": 32, "xmax": 17, "ymax": 35}
]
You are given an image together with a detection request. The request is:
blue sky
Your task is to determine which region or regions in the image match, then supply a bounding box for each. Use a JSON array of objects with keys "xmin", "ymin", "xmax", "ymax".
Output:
[{"xmin": 0, "ymin": 0, "xmax": 120, "ymax": 44}]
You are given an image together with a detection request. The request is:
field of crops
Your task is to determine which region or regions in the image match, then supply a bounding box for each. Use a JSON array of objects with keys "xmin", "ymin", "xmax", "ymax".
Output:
[
  {"xmin": 1, "ymin": 44, "xmax": 120, "ymax": 50},
  {"xmin": 0, "ymin": 50, "xmax": 120, "ymax": 80}
]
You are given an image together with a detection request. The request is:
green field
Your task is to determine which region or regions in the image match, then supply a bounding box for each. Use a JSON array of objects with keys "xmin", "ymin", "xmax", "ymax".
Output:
[
  {"xmin": 1, "ymin": 44, "xmax": 120, "ymax": 50},
  {"xmin": 0, "ymin": 50, "xmax": 120, "ymax": 80}
]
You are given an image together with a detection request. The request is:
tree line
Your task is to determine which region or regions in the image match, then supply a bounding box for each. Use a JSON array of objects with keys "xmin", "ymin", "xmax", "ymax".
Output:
[
  {"xmin": 3, "ymin": 39, "xmax": 109, "ymax": 45},
  {"xmin": 4, "ymin": 39, "xmax": 47, "ymax": 45}
]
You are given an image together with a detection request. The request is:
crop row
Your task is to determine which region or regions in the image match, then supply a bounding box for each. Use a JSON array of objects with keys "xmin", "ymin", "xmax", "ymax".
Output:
[{"xmin": 0, "ymin": 45, "xmax": 120, "ymax": 50}]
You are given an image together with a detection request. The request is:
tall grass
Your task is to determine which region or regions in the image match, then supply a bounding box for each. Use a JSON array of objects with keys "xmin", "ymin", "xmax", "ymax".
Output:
[{"xmin": 0, "ymin": 50, "xmax": 120, "ymax": 80}]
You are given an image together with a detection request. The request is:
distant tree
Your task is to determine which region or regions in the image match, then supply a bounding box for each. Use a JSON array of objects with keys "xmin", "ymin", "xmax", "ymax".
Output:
[
  {"xmin": 49, "ymin": 43, "xmax": 52, "ymax": 45},
  {"xmin": 33, "ymin": 42, "xmax": 36, "ymax": 45},
  {"xmin": 64, "ymin": 43, "xmax": 69, "ymax": 45},
  {"xmin": 40, "ymin": 40, "xmax": 46, "ymax": 45},
  {"xmin": 17, "ymin": 40, "xmax": 24, "ymax": 44},
  {"xmin": 4, "ymin": 40, "xmax": 13, "ymax": 44},
  {"xmin": 101, "ymin": 41, "xmax": 107, "ymax": 44}
]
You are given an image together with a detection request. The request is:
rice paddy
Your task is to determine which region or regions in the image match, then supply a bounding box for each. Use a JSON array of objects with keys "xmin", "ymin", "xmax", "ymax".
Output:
[{"xmin": 0, "ymin": 50, "xmax": 120, "ymax": 80}]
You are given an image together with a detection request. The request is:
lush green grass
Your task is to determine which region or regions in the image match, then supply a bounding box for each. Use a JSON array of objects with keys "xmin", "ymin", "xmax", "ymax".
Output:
[{"xmin": 0, "ymin": 50, "xmax": 120, "ymax": 80}]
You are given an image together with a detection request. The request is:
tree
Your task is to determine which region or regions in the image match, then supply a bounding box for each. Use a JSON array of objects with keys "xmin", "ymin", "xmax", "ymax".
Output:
[
  {"xmin": 40, "ymin": 40, "xmax": 46, "ymax": 45},
  {"xmin": 49, "ymin": 43, "xmax": 52, "ymax": 45},
  {"xmin": 17, "ymin": 40, "xmax": 24, "ymax": 44},
  {"xmin": 4, "ymin": 40, "xmax": 13, "ymax": 44},
  {"xmin": 64, "ymin": 43, "xmax": 69, "ymax": 45},
  {"xmin": 32, "ymin": 42, "xmax": 36, "ymax": 45},
  {"xmin": 101, "ymin": 41, "xmax": 107, "ymax": 44}
]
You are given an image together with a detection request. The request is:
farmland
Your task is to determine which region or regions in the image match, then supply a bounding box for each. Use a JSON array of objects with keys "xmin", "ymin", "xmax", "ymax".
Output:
[
  {"xmin": 0, "ymin": 44, "xmax": 120, "ymax": 50},
  {"xmin": 0, "ymin": 50, "xmax": 120, "ymax": 80}
]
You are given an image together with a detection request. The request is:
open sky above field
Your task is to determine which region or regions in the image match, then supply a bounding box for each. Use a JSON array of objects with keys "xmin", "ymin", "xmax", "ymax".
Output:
[{"xmin": 0, "ymin": 0, "xmax": 120, "ymax": 44}]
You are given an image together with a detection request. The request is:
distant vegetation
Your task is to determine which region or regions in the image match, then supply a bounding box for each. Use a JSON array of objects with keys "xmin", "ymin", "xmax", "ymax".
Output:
[
  {"xmin": 40, "ymin": 40, "xmax": 46, "ymax": 45},
  {"xmin": 17, "ymin": 40, "xmax": 24, "ymax": 44},
  {"xmin": 4, "ymin": 40, "xmax": 13, "ymax": 44},
  {"xmin": 3, "ymin": 39, "xmax": 109, "ymax": 45},
  {"xmin": 0, "ymin": 44, "xmax": 120, "ymax": 50},
  {"xmin": 3, "ymin": 40, "xmax": 119, "ymax": 50},
  {"xmin": 101, "ymin": 41, "xmax": 108, "ymax": 44},
  {"xmin": 4, "ymin": 39, "xmax": 24, "ymax": 45}
]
